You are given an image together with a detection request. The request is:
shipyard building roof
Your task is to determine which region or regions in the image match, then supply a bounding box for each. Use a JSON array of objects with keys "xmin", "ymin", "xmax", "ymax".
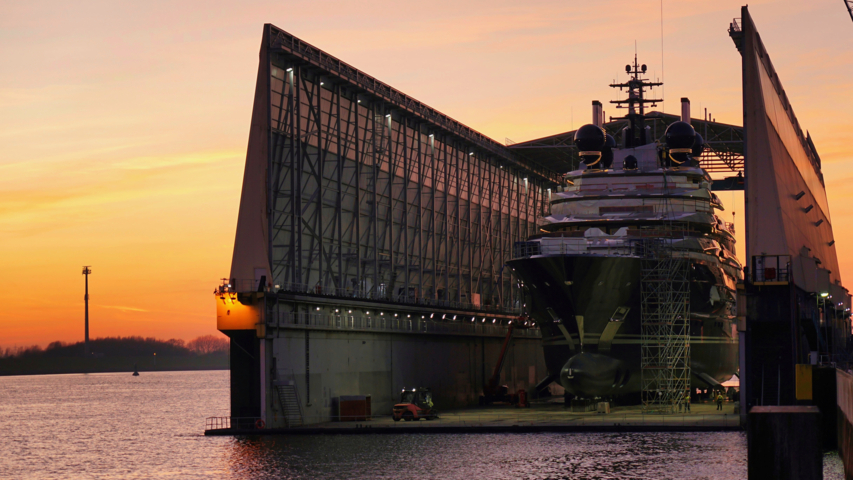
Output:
[{"xmin": 508, "ymin": 112, "xmax": 744, "ymax": 175}]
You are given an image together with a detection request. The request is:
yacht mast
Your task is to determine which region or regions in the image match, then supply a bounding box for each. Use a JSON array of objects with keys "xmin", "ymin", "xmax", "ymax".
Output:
[{"xmin": 609, "ymin": 55, "xmax": 663, "ymax": 147}]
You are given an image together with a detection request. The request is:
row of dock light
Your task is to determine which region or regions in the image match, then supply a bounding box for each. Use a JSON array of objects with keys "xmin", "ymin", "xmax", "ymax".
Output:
[
  {"xmin": 818, "ymin": 291, "xmax": 851, "ymax": 312},
  {"xmin": 219, "ymin": 282, "xmax": 537, "ymax": 326},
  {"xmin": 309, "ymin": 305, "xmax": 535, "ymax": 326}
]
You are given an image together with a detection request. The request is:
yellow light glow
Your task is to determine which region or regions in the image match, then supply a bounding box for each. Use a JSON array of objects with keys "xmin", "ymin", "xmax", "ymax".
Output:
[{"xmin": 216, "ymin": 291, "xmax": 262, "ymax": 331}]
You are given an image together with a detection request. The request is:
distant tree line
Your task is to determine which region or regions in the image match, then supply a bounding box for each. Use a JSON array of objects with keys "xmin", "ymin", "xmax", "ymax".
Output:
[{"xmin": 1, "ymin": 335, "xmax": 229, "ymax": 358}]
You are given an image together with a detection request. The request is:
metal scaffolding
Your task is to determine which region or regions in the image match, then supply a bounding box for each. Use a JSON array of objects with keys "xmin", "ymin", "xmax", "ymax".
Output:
[
  {"xmin": 262, "ymin": 25, "xmax": 556, "ymax": 315},
  {"xmin": 639, "ymin": 238, "xmax": 691, "ymax": 413},
  {"xmin": 639, "ymin": 171, "xmax": 692, "ymax": 413}
]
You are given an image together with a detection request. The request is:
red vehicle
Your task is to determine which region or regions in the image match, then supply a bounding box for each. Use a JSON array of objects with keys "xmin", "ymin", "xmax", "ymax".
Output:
[{"xmin": 392, "ymin": 387, "xmax": 439, "ymax": 421}]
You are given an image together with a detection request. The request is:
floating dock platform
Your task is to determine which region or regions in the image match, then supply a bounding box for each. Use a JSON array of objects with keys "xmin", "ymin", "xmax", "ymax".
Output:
[{"xmin": 205, "ymin": 400, "xmax": 739, "ymax": 435}]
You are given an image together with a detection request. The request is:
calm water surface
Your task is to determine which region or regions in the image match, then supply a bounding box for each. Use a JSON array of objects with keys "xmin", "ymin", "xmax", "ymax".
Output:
[{"xmin": 0, "ymin": 371, "xmax": 843, "ymax": 479}]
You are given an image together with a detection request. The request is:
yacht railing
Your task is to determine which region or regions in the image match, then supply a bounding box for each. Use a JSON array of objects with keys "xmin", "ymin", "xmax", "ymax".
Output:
[{"xmin": 513, "ymin": 237, "xmax": 636, "ymax": 258}]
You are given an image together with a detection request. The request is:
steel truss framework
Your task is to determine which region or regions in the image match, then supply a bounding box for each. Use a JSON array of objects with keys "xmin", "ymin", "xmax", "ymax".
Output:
[
  {"xmin": 509, "ymin": 113, "xmax": 744, "ymax": 175},
  {"xmin": 639, "ymin": 170, "xmax": 691, "ymax": 414},
  {"xmin": 639, "ymin": 238, "xmax": 691, "ymax": 413},
  {"xmin": 264, "ymin": 26, "xmax": 554, "ymax": 314}
]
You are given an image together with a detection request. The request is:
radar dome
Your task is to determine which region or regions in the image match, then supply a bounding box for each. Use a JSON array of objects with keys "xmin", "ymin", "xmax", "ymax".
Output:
[
  {"xmin": 665, "ymin": 121, "xmax": 696, "ymax": 150},
  {"xmin": 574, "ymin": 124, "xmax": 606, "ymax": 168},
  {"xmin": 575, "ymin": 124, "xmax": 606, "ymax": 151},
  {"xmin": 692, "ymin": 133, "xmax": 705, "ymax": 158},
  {"xmin": 664, "ymin": 121, "xmax": 696, "ymax": 167}
]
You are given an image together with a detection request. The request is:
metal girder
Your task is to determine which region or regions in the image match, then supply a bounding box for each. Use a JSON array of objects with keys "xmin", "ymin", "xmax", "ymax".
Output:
[
  {"xmin": 268, "ymin": 26, "xmax": 561, "ymax": 185},
  {"xmin": 268, "ymin": 61, "xmax": 542, "ymax": 314},
  {"xmin": 508, "ymin": 113, "xmax": 744, "ymax": 176},
  {"xmin": 640, "ymin": 241, "xmax": 691, "ymax": 414},
  {"xmin": 640, "ymin": 175, "xmax": 692, "ymax": 414}
]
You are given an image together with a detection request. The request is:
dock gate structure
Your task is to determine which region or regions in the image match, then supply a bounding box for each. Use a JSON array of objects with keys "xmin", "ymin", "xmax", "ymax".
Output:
[
  {"xmin": 728, "ymin": 8, "xmax": 851, "ymax": 428},
  {"xmin": 214, "ymin": 11, "xmax": 851, "ymax": 430},
  {"xmin": 216, "ymin": 25, "xmax": 560, "ymax": 427}
]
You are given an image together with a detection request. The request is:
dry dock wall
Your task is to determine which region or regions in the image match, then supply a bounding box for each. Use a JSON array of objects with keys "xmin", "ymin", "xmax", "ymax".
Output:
[
  {"xmin": 837, "ymin": 369, "xmax": 853, "ymax": 478},
  {"xmin": 266, "ymin": 329, "xmax": 547, "ymax": 425},
  {"xmin": 223, "ymin": 23, "xmax": 561, "ymax": 429}
]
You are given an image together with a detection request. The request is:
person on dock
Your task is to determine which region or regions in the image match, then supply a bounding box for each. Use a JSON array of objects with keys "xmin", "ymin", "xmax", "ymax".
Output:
[
  {"xmin": 715, "ymin": 392, "xmax": 724, "ymax": 411},
  {"xmin": 683, "ymin": 391, "xmax": 691, "ymax": 412}
]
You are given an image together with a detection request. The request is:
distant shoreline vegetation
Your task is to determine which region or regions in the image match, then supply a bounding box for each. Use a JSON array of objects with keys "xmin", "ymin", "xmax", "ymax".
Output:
[{"xmin": 0, "ymin": 335, "xmax": 229, "ymax": 376}]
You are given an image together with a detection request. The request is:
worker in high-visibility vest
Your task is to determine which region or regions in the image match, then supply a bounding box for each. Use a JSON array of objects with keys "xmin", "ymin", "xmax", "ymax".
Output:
[
  {"xmin": 684, "ymin": 391, "xmax": 691, "ymax": 412},
  {"xmin": 715, "ymin": 392, "xmax": 725, "ymax": 411}
]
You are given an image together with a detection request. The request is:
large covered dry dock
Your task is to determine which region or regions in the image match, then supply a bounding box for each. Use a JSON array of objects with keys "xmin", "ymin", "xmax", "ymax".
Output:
[{"xmin": 218, "ymin": 24, "xmax": 561, "ymax": 427}]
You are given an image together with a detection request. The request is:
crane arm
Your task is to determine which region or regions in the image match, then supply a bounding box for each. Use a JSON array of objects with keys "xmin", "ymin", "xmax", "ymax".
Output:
[
  {"xmin": 485, "ymin": 324, "xmax": 515, "ymax": 393},
  {"xmin": 847, "ymin": 0, "xmax": 853, "ymax": 23}
]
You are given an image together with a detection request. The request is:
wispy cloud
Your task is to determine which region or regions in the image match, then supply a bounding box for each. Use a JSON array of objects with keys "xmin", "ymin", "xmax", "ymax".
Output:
[
  {"xmin": 96, "ymin": 305, "xmax": 148, "ymax": 313},
  {"xmin": 2, "ymin": 0, "xmax": 852, "ymax": 347},
  {"xmin": 114, "ymin": 150, "xmax": 241, "ymax": 170}
]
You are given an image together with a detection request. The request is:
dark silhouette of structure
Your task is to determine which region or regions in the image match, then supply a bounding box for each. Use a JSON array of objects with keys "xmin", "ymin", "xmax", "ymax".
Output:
[{"xmin": 82, "ymin": 266, "xmax": 91, "ymax": 357}]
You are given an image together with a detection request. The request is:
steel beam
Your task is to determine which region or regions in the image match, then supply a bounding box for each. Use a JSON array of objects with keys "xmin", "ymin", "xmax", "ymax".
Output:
[{"xmin": 264, "ymin": 48, "xmax": 553, "ymax": 316}]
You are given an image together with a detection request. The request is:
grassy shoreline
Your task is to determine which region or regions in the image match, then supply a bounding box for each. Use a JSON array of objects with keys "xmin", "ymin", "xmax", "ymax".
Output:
[{"xmin": 0, "ymin": 355, "xmax": 229, "ymax": 376}]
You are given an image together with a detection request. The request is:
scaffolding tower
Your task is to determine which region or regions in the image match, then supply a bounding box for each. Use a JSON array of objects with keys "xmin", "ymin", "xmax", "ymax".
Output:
[
  {"xmin": 639, "ymin": 238, "xmax": 691, "ymax": 413},
  {"xmin": 639, "ymin": 169, "xmax": 692, "ymax": 413}
]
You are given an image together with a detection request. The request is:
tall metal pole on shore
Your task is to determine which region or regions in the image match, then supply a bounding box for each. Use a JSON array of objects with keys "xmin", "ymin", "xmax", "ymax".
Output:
[{"xmin": 82, "ymin": 266, "xmax": 91, "ymax": 356}]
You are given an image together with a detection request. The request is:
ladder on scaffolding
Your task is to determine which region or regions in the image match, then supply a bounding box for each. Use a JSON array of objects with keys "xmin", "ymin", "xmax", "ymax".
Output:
[
  {"xmin": 638, "ymin": 154, "xmax": 693, "ymax": 414},
  {"xmin": 275, "ymin": 381, "xmax": 304, "ymax": 427},
  {"xmin": 639, "ymin": 237, "xmax": 691, "ymax": 413}
]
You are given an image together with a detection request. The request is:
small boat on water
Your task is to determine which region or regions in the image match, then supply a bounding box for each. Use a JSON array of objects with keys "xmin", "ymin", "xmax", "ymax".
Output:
[{"xmin": 133, "ymin": 364, "xmax": 140, "ymax": 376}]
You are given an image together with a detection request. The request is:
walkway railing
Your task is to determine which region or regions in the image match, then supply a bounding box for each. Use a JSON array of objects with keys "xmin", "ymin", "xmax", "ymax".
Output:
[
  {"xmin": 730, "ymin": 17, "xmax": 742, "ymax": 33},
  {"xmin": 225, "ymin": 279, "xmax": 520, "ymax": 316},
  {"xmin": 270, "ymin": 311, "xmax": 541, "ymax": 338},
  {"xmin": 206, "ymin": 417, "xmax": 264, "ymax": 431},
  {"xmin": 206, "ymin": 416, "xmax": 232, "ymax": 430},
  {"xmin": 751, "ymin": 255, "xmax": 791, "ymax": 283}
]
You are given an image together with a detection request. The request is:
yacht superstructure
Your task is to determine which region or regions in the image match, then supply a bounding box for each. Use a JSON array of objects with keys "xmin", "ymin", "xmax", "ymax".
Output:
[{"xmin": 508, "ymin": 59, "xmax": 741, "ymax": 400}]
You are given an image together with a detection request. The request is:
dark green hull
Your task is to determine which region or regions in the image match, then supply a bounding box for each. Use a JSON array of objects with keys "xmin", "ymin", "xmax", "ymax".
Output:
[{"xmin": 508, "ymin": 255, "xmax": 738, "ymax": 399}]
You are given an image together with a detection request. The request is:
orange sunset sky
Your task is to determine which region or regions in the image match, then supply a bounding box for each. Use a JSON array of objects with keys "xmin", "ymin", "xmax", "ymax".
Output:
[{"xmin": 2, "ymin": 1, "xmax": 852, "ymax": 348}]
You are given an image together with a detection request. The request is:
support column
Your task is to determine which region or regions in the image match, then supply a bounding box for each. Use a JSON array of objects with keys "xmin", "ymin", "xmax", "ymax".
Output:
[
  {"xmin": 748, "ymin": 406, "xmax": 821, "ymax": 480},
  {"xmin": 260, "ymin": 338, "xmax": 267, "ymax": 421}
]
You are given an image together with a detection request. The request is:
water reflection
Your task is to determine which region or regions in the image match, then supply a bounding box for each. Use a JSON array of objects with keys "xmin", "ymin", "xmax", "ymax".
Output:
[
  {"xmin": 0, "ymin": 372, "xmax": 841, "ymax": 480},
  {"xmin": 223, "ymin": 432, "xmax": 748, "ymax": 480}
]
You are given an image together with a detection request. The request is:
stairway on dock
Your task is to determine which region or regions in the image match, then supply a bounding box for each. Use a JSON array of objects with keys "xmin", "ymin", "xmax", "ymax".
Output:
[{"xmin": 275, "ymin": 382, "xmax": 304, "ymax": 427}]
